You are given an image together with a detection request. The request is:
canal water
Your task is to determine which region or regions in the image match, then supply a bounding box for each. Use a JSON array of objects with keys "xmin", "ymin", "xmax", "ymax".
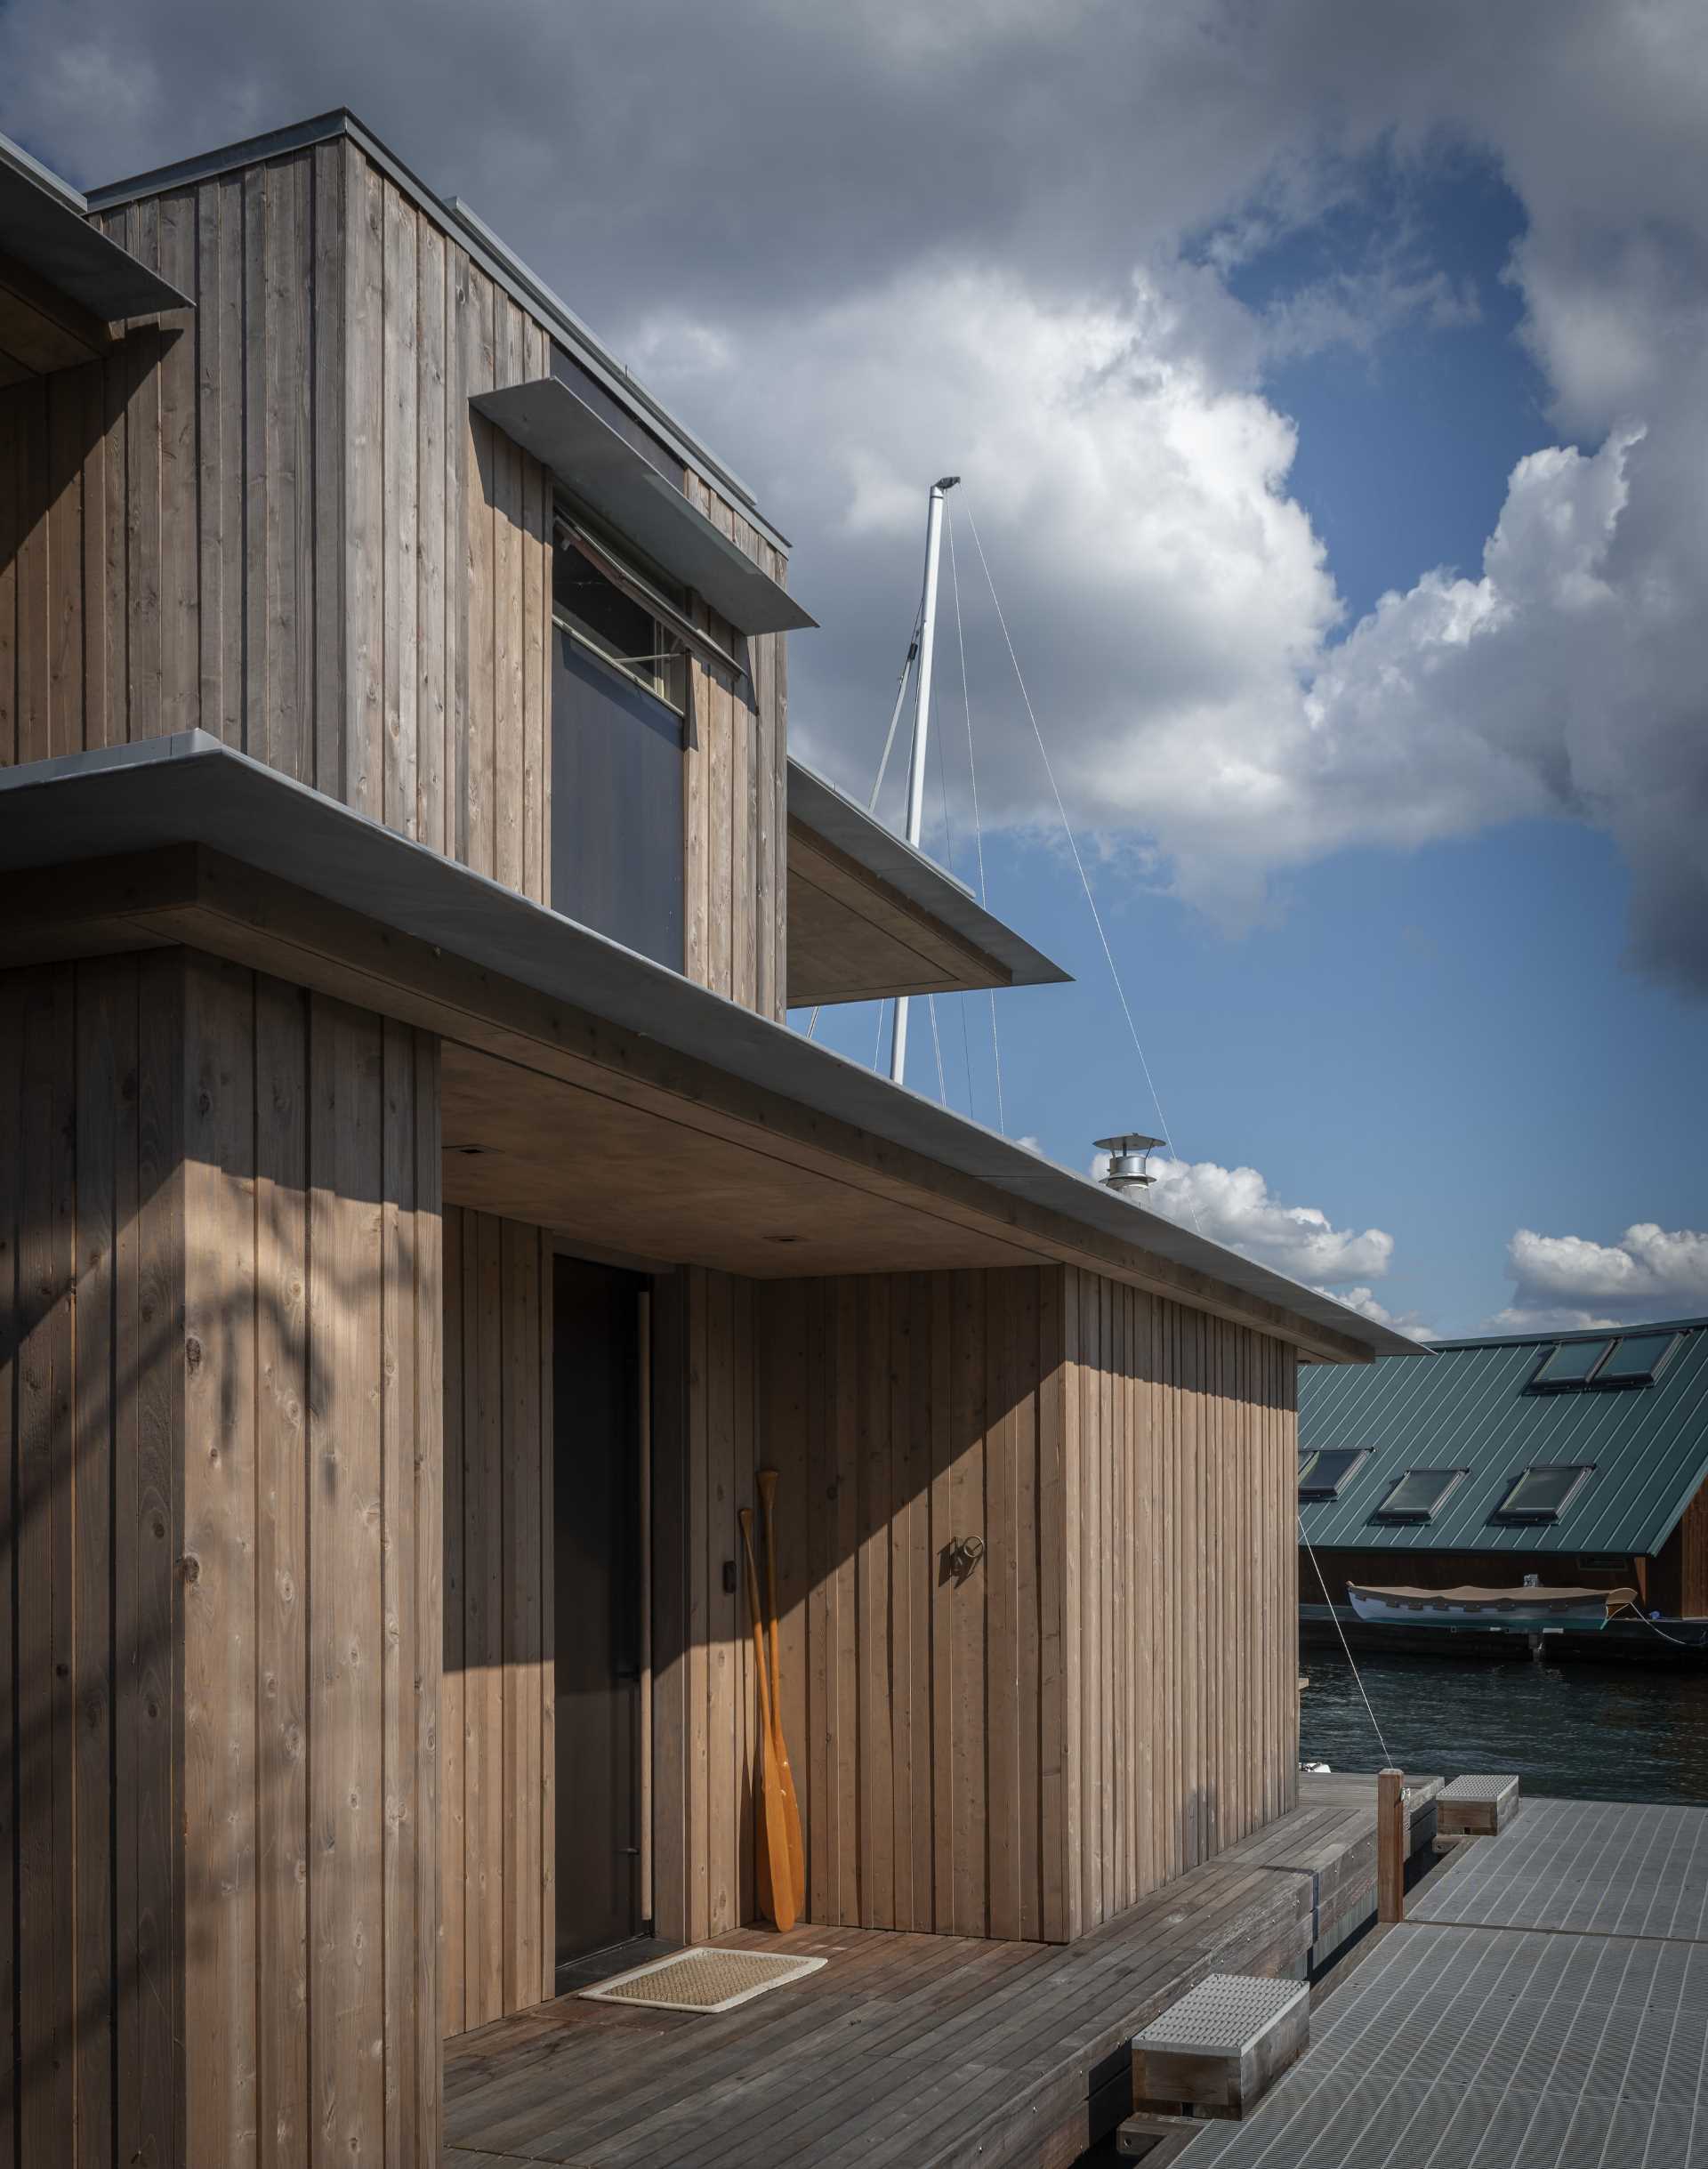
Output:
[{"xmin": 1301, "ymin": 1644, "xmax": 1708, "ymax": 1803}]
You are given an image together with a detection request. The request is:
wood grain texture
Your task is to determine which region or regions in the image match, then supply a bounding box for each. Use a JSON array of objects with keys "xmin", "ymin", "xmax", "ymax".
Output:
[
  {"xmin": 0, "ymin": 954, "xmax": 441, "ymax": 2165},
  {"xmin": 440, "ymin": 1207, "xmax": 554, "ymax": 2038}
]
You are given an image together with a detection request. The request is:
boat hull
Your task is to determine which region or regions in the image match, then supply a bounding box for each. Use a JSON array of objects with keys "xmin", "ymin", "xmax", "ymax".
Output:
[{"xmin": 1346, "ymin": 1583, "xmax": 1627, "ymax": 1633}]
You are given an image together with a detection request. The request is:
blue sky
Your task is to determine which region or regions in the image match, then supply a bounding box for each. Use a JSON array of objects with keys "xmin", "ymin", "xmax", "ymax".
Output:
[{"xmin": 787, "ymin": 148, "xmax": 1708, "ymax": 1339}]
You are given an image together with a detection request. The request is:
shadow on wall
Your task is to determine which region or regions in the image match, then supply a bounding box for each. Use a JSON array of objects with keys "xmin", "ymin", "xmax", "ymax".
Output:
[{"xmin": 0, "ymin": 948, "xmax": 440, "ymax": 2166}]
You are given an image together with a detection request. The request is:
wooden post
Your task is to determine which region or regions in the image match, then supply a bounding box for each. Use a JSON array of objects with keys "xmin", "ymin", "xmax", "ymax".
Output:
[{"xmin": 1377, "ymin": 1768, "xmax": 1406, "ymax": 1923}]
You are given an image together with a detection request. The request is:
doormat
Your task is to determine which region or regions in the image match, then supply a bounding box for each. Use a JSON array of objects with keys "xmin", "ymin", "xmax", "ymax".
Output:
[{"xmin": 577, "ymin": 1947, "xmax": 826, "ymax": 2015}]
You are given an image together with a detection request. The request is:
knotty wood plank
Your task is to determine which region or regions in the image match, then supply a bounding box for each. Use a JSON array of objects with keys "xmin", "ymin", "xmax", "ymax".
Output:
[
  {"xmin": 441, "ymin": 1205, "xmax": 467, "ymax": 2037},
  {"xmin": 382, "ymin": 1018, "xmax": 419, "ymax": 2168},
  {"xmin": 310, "ymin": 993, "xmax": 387, "ymax": 2156},
  {"xmin": 521, "ymin": 320, "xmax": 549, "ymax": 906},
  {"xmin": 157, "ymin": 189, "xmax": 198, "ymax": 736},
  {"xmin": 14, "ymin": 375, "xmax": 48, "ymax": 764},
  {"xmin": 312, "ymin": 141, "xmax": 347, "ymax": 798},
  {"xmin": 255, "ymin": 974, "xmax": 310, "ymax": 2165},
  {"xmin": 71, "ymin": 962, "xmax": 121, "ymax": 2165},
  {"xmin": 491, "ymin": 298, "xmax": 525, "ymax": 894},
  {"xmin": 415, "ymin": 220, "xmax": 447, "ymax": 856},
  {"xmin": 1016, "ymin": 1267, "xmax": 1042, "ymax": 1939},
  {"xmin": 44, "ymin": 370, "xmax": 84, "ymax": 760},
  {"xmin": 1060, "ymin": 1267, "xmax": 1084, "ymax": 1940},
  {"xmin": 986, "ymin": 1270, "xmax": 1020, "ymax": 1939},
  {"xmin": 383, "ymin": 185, "xmax": 420, "ymax": 842},
  {"xmin": 501, "ymin": 1221, "xmax": 544, "ymax": 2010},
  {"xmin": 0, "ymin": 972, "xmax": 19, "ymax": 2154},
  {"xmin": 949, "ymin": 1269, "xmax": 986, "ymax": 1938},
  {"xmin": 468, "ymin": 1210, "xmax": 505, "ymax": 2023},
  {"xmin": 345, "ymin": 146, "xmax": 385, "ymax": 820},
  {"xmin": 648, "ymin": 1271, "xmax": 689, "ymax": 1944},
  {"xmin": 199, "ymin": 172, "xmax": 242, "ymax": 749},
  {"xmin": 833, "ymin": 1278, "xmax": 863, "ymax": 1924},
  {"xmin": 535, "ymin": 1191, "xmax": 553, "ymax": 2004},
  {"xmin": 267, "ymin": 156, "xmax": 314, "ymax": 781},
  {"xmin": 464, "ymin": 270, "xmax": 497, "ymax": 877},
  {"xmin": 131, "ymin": 949, "xmax": 183, "ymax": 2168},
  {"xmin": 78, "ymin": 359, "xmax": 109, "ymax": 751},
  {"xmin": 0, "ymin": 388, "xmax": 18, "ymax": 763},
  {"xmin": 685, "ymin": 1268, "xmax": 710, "ymax": 1941},
  {"xmin": 181, "ymin": 958, "xmax": 257, "ymax": 2166}
]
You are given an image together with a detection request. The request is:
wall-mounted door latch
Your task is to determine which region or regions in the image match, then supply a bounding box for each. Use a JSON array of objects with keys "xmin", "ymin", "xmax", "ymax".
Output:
[{"xmin": 944, "ymin": 1535, "xmax": 986, "ymax": 1583}]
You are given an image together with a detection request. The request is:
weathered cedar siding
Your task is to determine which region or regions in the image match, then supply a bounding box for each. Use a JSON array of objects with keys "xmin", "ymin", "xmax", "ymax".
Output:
[
  {"xmin": 650, "ymin": 1263, "xmax": 1297, "ymax": 1950},
  {"xmin": 439, "ymin": 1205, "xmax": 554, "ymax": 2040},
  {"xmin": 0, "ymin": 133, "xmax": 790, "ymax": 1014},
  {"xmin": 0, "ymin": 951, "xmax": 441, "ymax": 2167}
]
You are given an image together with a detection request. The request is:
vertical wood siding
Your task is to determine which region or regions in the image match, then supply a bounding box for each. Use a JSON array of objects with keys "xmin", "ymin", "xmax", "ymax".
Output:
[
  {"xmin": 0, "ymin": 144, "xmax": 554, "ymax": 907},
  {"xmin": 681, "ymin": 476, "xmax": 790, "ymax": 1020},
  {"xmin": 654, "ymin": 1262, "xmax": 1297, "ymax": 1949},
  {"xmin": 0, "ymin": 952, "xmax": 441, "ymax": 2165},
  {"xmin": 439, "ymin": 1206, "xmax": 554, "ymax": 2040},
  {"xmin": 1059, "ymin": 1270, "xmax": 1298, "ymax": 1935}
]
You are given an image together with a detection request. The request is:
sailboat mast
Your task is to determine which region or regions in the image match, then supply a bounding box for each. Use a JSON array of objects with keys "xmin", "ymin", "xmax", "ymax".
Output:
[{"xmin": 890, "ymin": 473, "xmax": 959, "ymax": 1084}]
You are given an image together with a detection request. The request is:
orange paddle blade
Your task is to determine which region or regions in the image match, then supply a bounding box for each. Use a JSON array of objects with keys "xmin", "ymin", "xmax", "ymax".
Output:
[
  {"xmin": 739, "ymin": 1509, "xmax": 795, "ymax": 1932},
  {"xmin": 756, "ymin": 1469, "xmax": 807, "ymax": 1920}
]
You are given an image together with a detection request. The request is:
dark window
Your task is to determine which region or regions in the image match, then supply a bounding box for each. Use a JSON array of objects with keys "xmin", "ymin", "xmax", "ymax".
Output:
[
  {"xmin": 551, "ymin": 541, "xmax": 685, "ymax": 970},
  {"xmin": 1492, "ymin": 1463, "xmax": 1595, "ymax": 1523},
  {"xmin": 1593, "ymin": 1332, "xmax": 1681, "ymax": 1387},
  {"xmin": 1372, "ymin": 1467, "xmax": 1469, "ymax": 1523},
  {"xmin": 1530, "ymin": 1339, "xmax": 1612, "ymax": 1390},
  {"xmin": 1299, "ymin": 1447, "xmax": 1368, "ymax": 1501}
]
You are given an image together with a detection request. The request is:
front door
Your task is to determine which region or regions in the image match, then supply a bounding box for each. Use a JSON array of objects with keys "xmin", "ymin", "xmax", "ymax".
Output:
[{"xmin": 553, "ymin": 1255, "xmax": 646, "ymax": 1971}]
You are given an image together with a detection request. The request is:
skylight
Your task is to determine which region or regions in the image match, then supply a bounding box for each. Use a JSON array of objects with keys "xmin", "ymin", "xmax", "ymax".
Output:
[
  {"xmin": 1372, "ymin": 1467, "xmax": 1469, "ymax": 1523},
  {"xmin": 1299, "ymin": 1447, "xmax": 1367, "ymax": 1502},
  {"xmin": 1530, "ymin": 1340, "xmax": 1612, "ymax": 1390},
  {"xmin": 1491, "ymin": 1463, "xmax": 1596, "ymax": 1523},
  {"xmin": 1593, "ymin": 1332, "xmax": 1682, "ymax": 1387}
]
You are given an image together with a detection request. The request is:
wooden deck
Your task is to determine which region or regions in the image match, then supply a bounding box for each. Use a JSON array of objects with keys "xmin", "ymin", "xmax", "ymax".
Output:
[{"xmin": 443, "ymin": 1776, "xmax": 1434, "ymax": 2169}]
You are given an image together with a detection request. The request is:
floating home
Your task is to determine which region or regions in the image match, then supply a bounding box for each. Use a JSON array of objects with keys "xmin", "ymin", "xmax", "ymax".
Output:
[
  {"xmin": 1299, "ymin": 1317, "xmax": 1708, "ymax": 1651},
  {"xmin": 0, "ymin": 110, "xmax": 1422, "ymax": 2165}
]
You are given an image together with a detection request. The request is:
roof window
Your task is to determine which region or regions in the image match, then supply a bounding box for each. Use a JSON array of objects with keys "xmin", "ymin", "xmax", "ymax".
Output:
[
  {"xmin": 1372, "ymin": 1467, "xmax": 1468, "ymax": 1524},
  {"xmin": 1592, "ymin": 1331, "xmax": 1682, "ymax": 1387},
  {"xmin": 1491, "ymin": 1463, "xmax": 1596, "ymax": 1523},
  {"xmin": 1299, "ymin": 1447, "xmax": 1368, "ymax": 1502},
  {"xmin": 1530, "ymin": 1339, "xmax": 1612, "ymax": 1390}
]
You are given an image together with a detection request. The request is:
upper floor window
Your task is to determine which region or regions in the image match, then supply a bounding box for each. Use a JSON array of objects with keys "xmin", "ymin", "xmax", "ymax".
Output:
[
  {"xmin": 551, "ymin": 524, "xmax": 687, "ymax": 972},
  {"xmin": 1528, "ymin": 1330, "xmax": 1683, "ymax": 1391},
  {"xmin": 1529, "ymin": 1339, "xmax": 1612, "ymax": 1390}
]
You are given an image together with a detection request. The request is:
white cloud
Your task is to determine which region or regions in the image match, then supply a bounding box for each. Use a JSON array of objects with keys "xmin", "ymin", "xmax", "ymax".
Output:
[
  {"xmin": 1490, "ymin": 1222, "xmax": 1708, "ymax": 1333},
  {"xmin": 1120, "ymin": 1153, "xmax": 1396, "ymax": 1286},
  {"xmin": 1315, "ymin": 1285, "xmax": 1437, "ymax": 1343}
]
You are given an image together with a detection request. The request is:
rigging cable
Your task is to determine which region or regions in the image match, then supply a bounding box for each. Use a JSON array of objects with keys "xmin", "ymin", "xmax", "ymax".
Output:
[
  {"xmin": 1299, "ymin": 1512, "xmax": 1395, "ymax": 1768},
  {"xmin": 960, "ymin": 492, "xmax": 1197, "ymax": 1230},
  {"xmin": 927, "ymin": 995, "xmax": 948, "ymax": 1103},
  {"xmin": 946, "ymin": 504, "xmax": 1007, "ymax": 1136}
]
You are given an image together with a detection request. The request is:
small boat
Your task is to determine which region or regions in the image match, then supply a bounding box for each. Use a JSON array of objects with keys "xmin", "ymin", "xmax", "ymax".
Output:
[{"xmin": 1347, "ymin": 1582, "xmax": 1637, "ymax": 1633}]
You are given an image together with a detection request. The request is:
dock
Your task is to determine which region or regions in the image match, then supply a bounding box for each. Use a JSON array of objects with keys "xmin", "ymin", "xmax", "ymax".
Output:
[
  {"xmin": 442, "ymin": 1774, "xmax": 1438, "ymax": 2169},
  {"xmin": 1174, "ymin": 1794, "xmax": 1708, "ymax": 2165}
]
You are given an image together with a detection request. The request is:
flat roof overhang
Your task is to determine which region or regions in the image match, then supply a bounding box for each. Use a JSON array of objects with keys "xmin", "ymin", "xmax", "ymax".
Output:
[
  {"xmin": 0, "ymin": 735, "xmax": 1424, "ymax": 1362},
  {"xmin": 1, "ymin": 134, "xmax": 190, "ymax": 383},
  {"xmin": 473, "ymin": 376, "xmax": 814, "ymax": 635},
  {"xmin": 786, "ymin": 760, "xmax": 1068, "ymax": 1007}
]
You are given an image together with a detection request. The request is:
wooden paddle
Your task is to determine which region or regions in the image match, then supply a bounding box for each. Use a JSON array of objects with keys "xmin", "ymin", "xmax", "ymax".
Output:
[
  {"xmin": 756, "ymin": 1468, "xmax": 807, "ymax": 1922},
  {"xmin": 738, "ymin": 1509, "xmax": 795, "ymax": 1932}
]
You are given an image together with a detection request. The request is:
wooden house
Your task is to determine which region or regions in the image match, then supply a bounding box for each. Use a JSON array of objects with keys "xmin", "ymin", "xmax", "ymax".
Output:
[
  {"xmin": 0, "ymin": 110, "xmax": 1421, "ymax": 2165},
  {"xmin": 1299, "ymin": 1318, "xmax": 1708, "ymax": 1644}
]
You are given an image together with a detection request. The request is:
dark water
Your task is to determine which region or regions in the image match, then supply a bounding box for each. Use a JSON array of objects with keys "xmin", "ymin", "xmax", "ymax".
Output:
[{"xmin": 1301, "ymin": 1645, "xmax": 1708, "ymax": 1803}]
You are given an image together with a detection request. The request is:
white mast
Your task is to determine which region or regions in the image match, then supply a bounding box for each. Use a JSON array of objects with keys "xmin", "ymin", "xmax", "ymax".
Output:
[{"xmin": 890, "ymin": 474, "xmax": 959, "ymax": 1084}]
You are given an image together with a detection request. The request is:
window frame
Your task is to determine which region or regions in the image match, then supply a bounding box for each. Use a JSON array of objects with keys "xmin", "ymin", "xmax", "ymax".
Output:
[
  {"xmin": 1370, "ymin": 1465, "xmax": 1470, "ymax": 1524},
  {"xmin": 1529, "ymin": 1339, "xmax": 1614, "ymax": 1391},
  {"xmin": 1298, "ymin": 1447, "xmax": 1369, "ymax": 1502},
  {"xmin": 1489, "ymin": 1462, "xmax": 1597, "ymax": 1525},
  {"xmin": 1591, "ymin": 1331, "xmax": 1683, "ymax": 1389}
]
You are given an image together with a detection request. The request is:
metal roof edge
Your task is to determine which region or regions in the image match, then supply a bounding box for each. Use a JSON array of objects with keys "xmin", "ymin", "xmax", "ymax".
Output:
[
  {"xmin": 84, "ymin": 109, "xmax": 782, "ymax": 546},
  {"xmin": 0, "ymin": 737, "xmax": 1425, "ymax": 1364},
  {"xmin": 1, "ymin": 128, "xmax": 89, "ymax": 211},
  {"xmin": 786, "ymin": 758, "xmax": 1070, "ymax": 992},
  {"xmin": 1422, "ymin": 1317, "xmax": 1708, "ymax": 1353}
]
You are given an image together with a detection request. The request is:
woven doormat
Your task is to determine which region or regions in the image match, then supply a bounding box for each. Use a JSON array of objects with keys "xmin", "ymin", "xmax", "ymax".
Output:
[{"xmin": 578, "ymin": 1947, "xmax": 826, "ymax": 2015}]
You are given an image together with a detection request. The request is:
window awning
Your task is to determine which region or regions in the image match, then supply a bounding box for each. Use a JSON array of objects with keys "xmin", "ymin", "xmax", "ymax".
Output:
[
  {"xmin": 474, "ymin": 376, "xmax": 817, "ymax": 636},
  {"xmin": 1, "ymin": 133, "xmax": 191, "ymax": 331}
]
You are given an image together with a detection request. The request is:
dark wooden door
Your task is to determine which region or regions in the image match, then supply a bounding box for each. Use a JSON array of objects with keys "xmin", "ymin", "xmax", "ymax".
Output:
[{"xmin": 553, "ymin": 1256, "xmax": 646, "ymax": 1969}]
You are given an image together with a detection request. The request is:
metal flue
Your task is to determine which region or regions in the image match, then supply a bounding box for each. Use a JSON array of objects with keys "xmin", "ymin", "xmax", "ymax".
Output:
[{"xmin": 1095, "ymin": 1133, "xmax": 1164, "ymax": 1197}]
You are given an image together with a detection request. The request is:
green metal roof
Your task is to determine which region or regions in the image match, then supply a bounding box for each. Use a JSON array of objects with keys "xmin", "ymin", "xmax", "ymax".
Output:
[{"xmin": 1298, "ymin": 1318, "xmax": 1708, "ymax": 1558}]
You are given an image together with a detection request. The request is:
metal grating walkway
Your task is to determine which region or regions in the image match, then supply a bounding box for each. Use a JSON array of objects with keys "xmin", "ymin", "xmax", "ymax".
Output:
[
  {"xmin": 1410, "ymin": 1797, "xmax": 1708, "ymax": 1940},
  {"xmin": 1180, "ymin": 1798, "xmax": 1708, "ymax": 2168}
]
